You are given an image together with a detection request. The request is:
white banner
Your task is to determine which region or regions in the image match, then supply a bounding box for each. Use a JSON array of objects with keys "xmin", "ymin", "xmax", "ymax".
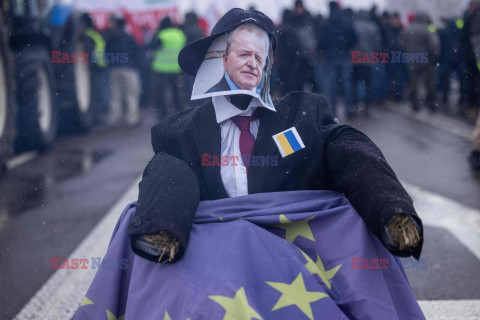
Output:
[
  {"xmin": 74, "ymin": 0, "xmax": 178, "ymax": 45},
  {"xmin": 75, "ymin": 0, "xmax": 177, "ymax": 12}
]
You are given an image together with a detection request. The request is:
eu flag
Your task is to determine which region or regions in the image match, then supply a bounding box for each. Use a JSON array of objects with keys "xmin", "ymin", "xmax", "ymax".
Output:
[{"xmin": 74, "ymin": 190, "xmax": 425, "ymax": 320}]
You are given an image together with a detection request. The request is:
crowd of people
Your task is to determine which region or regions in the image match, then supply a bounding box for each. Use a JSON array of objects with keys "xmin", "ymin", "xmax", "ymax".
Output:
[
  {"xmin": 78, "ymin": 12, "xmax": 205, "ymax": 127},
  {"xmin": 79, "ymin": 0, "xmax": 480, "ymax": 170},
  {"xmin": 274, "ymin": 0, "xmax": 480, "ymax": 120}
]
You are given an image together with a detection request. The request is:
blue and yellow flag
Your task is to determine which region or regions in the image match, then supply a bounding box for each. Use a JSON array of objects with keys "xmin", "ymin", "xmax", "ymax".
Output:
[{"xmin": 272, "ymin": 127, "xmax": 306, "ymax": 157}]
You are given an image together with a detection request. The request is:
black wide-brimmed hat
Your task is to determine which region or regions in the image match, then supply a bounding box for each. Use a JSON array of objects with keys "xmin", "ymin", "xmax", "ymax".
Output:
[{"xmin": 178, "ymin": 8, "xmax": 278, "ymax": 76}]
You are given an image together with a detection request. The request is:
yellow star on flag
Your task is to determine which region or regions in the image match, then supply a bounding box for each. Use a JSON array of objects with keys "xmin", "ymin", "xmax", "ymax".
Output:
[
  {"xmin": 266, "ymin": 272, "xmax": 328, "ymax": 320},
  {"xmin": 301, "ymin": 251, "xmax": 342, "ymax": 290},
  {"xmin": 273, "ymin": 214, "xmax": 315, "ymax": 243},
  {"xmin": 80, "ymin": 296, "xmax": 93, "ymax": 306},
  {"xmin": 209, "ymin": 286, "xmax": 263, "ymax": 320},
  {"xmin": 106, "ymin": 310, "xmax": 124, "ymax": 320}
]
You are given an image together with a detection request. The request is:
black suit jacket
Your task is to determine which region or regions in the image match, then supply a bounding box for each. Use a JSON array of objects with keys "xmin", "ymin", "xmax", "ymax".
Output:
[
  {"xmin": 131, "ymin": 92, "xmax": 423, "ymax": 259},
  {"xmin": 205, "ymin": 75, "xmax": 231, "ymax": 94}
]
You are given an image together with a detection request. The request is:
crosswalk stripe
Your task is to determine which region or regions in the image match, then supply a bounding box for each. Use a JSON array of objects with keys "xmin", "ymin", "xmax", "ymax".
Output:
[
  {"xmin": 403, "ymin": 181, "xmax": 480, "ymax": 260},
  {"xmin": 418, "ymin": 300, "xmax": 480, "ymax": 319}
]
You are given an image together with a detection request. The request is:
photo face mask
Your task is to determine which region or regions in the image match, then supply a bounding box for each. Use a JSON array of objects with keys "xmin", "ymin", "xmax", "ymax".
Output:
[{"xmin": 191, "ymin": 31, "xmax": 275, "ymax": 109}]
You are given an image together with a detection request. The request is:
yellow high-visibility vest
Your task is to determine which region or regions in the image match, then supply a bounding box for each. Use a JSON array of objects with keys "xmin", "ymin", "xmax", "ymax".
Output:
[
  {"xmin": 151, "ymin": 28, "xmax": 186, "ymax": 74},
  {"xmin": 85, "ymin": 28, "xmax": 107, "ymax": 68},
  {"xmin": 456, "ymin": 18, "xmax": 464, "ymax": 30}
]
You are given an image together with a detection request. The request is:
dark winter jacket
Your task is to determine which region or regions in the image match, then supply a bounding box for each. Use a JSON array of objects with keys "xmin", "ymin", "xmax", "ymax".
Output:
[
  {"xmin": 439, "ymin": 20, "xmax": 462, "ymax": 65},
  {"xmin": 462, "ymin": 6, "xmax": 480, "ymax": 65},
  {"xmin": 182, "ymin": 13, "xmax": 204, "ymax": 45},
  {"xmin": 352, "ymin": 12, "xmax": 382, "ymax": 58},
  {"xmin": 401, "ymin": 21, "xmax": 440, "ymax": 64},
  {"xmin": 318, "ymin": 9, "xmax": 357, "ymax": 63},
  {"xmin": 105, "ymin": 28, "xmax": 140, "ymax": 69}
]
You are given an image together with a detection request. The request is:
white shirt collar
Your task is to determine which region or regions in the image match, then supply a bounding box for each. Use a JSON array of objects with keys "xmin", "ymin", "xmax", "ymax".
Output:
[{"xmin": 212, "ymin": 95, "xmax": 276, "ymax": 124}]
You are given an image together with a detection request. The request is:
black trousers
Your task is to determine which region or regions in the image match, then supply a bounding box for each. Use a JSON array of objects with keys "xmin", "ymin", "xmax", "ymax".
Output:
[
  {"xmin": 352, "ymin": 65, "xmax": 373, "ymax": 108},
  {"xmin": 407, "ymin": 64, "xmax": 436, "ymax": 111},
  {"xmin": 149, "ymin": 72, "xmax": 186, "ymax": 120}
]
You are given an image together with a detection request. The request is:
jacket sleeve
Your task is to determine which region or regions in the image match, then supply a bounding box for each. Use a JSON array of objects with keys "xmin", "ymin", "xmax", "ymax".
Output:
[
  {"xmin": 471, "ymin": 10, "xmax": 480, "ymax": 63},
  {"xmin": 128, "ymin": 123, "xmax": 200, "ymax": 263},
  {"xmin": 322, "ymin": 115, "xmax": 423, "ymax": 258}
]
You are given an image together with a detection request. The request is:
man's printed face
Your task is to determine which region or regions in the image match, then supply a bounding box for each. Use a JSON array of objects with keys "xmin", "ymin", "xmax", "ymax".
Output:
[{"xmin": 223, "ymin": 29, "xmax": 268, "ymax": 91}]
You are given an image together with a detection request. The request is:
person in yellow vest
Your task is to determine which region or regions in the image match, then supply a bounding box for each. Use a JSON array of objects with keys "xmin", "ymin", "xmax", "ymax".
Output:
[
  {"xmin": 148, "ymin": 17, "xmax": 187, "ymax": 120},
  {"xmin": 80, "ymin": 14, "xmax": 110, "ymax": 124}
]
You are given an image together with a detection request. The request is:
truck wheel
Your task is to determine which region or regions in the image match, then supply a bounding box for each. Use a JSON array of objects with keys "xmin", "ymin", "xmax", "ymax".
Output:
[
  {"xmin": 14, "ymin": 46, "xmax": 57, "ymax": 153},
  {"xmin": 56, "ymin": 12, "xmax": 95, "ymax": 133},
  {"xmin": 0, "ymin": 21, "xmax": 16, "ymax": 172},
  {"xmin": 73, "ymin": 41, "xmax": 94, "ymax": 130},
  {"xmin": 56, "ymin": 41, "xmax": 94, "ymax": 133}
]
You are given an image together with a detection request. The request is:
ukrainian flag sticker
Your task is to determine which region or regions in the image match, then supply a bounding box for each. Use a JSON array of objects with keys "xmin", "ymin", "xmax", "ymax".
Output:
[{"xmin": 272, "ymin": 127, "xmax": 306, "ymax": 158}]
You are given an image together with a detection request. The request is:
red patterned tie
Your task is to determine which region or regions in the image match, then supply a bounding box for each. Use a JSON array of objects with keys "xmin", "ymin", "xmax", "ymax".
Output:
[{"xmin": 231, "ymin": 115, "xmax": 257, "ymax": 174}]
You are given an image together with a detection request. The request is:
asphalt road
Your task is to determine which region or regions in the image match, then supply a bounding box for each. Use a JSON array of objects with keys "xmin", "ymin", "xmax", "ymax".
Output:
[
  {"xmin": 0, "ymin": 113, "xmax": 155, "ymax": 320},
  {"xmin": 1, "ymin": 103, "xmax": 479, "ymax": 319},
  {"xmin": 344, "ymin": 104, "xmax": 480, "ymax": 301}
]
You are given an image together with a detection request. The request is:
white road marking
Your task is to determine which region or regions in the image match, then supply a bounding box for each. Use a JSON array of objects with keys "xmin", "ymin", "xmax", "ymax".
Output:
[
  {"xmin": 418, "ymin": 300, "xmax": 480, "ymax": 319},
  {"xmin": 12, "ymin": 178, "xmax": 480, "ymax": 320},
  {"xmin": 13, "ymin": 177, "xmax": 140, "ymax": 320},
  {"xmin": 403, "ymin": 181, "xmax": 480, "ymax": 260},
  {"xmin": 6, "ymin": 152, "xmax": 38, "ymax": 170}
]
